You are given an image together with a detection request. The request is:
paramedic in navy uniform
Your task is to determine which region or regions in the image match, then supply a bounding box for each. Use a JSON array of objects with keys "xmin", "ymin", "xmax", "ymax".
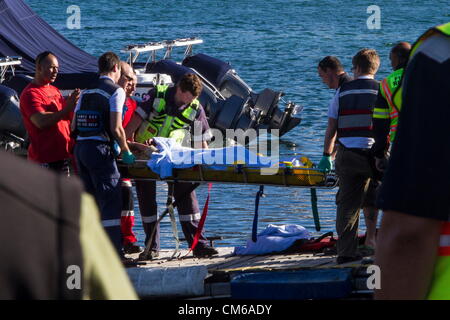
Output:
[{"xmin": 72, "ymin": 52, "xmax": 135, "ymax": 254}]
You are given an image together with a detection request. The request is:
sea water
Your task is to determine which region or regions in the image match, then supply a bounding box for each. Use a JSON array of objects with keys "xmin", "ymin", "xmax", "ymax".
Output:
[{"xmin": 27, "ymin": 0, "xmax": 449, "ymax": 248}]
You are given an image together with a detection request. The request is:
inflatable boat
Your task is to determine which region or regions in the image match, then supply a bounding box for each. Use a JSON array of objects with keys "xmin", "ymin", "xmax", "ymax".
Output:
[
  {"xmin": 0, "ymin": 0, "xmax": 302, "ymax": 152},
  {"xmin": 124, "ymin": 38, "xmax": 302, "ymax": 137}
]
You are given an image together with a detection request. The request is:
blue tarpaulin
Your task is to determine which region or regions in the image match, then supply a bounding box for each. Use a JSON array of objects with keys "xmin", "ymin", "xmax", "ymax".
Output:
[
  {"xmin": 147, "ymin": 137, "xmax": 276, "ymax": 178},
  {"xmin": 0, "ymin": 0, "xmax": 97, "ymax": 74}
]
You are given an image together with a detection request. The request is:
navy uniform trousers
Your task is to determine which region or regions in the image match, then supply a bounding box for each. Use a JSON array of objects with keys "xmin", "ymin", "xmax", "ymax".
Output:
[
  {"xmin": 74, "ymin": 140, "xmax": 122, "ymax": 253},
  {"xmin": 135, "ymin": 180, "xmax": 209, "ymax": 251}
]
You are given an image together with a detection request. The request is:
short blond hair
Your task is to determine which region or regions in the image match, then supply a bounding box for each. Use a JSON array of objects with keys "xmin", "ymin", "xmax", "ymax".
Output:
[{"xmin": 352, "ymin": 48, "xmax": 380, "ymax": 75}]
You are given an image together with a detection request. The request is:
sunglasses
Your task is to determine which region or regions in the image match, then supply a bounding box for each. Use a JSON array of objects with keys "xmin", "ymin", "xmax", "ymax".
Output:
[{"xmin": 122, "ymin": 74, "xmax": 134, "ymax": 81}]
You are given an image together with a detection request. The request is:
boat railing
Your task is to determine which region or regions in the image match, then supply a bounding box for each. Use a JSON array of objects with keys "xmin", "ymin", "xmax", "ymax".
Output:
[
  {"xmin": 189, "ymin": 67, "xmax": 226, "ymax": 101},
  {"xmin": 122, "ymin": 37, "xmax": 203, "ymax": 66},
  {"xmin": 0, "ymin": 56, "xmax": 22, "ymax": 83}
]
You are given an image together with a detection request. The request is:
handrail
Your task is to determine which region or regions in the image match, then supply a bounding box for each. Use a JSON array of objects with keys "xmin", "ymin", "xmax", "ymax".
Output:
[
  {"xmin": 0, "ymin": 56, "xmax": 22, "ymax": 83},
  {"xmin": 122, "ymin": 37, "xmax": 203, "ymax": 64}
]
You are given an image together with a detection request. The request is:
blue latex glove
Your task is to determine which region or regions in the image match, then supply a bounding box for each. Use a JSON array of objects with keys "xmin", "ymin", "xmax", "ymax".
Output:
[
  {"xmin": 122, "ymin": 151, "xmax": 136, "ymax": 164},
  {"xmin": 318, "ymin": 155, "xmax": 333, "ymax": 172}
]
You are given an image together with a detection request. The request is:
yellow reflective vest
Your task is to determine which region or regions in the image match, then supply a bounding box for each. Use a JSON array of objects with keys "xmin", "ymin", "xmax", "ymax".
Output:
[
  {"xmin": 373, "ymin": 68, "xmax": 403, "ymax": 143},
  {"xmin": 393, "ymin": 22, "xmax": 450, "ymax": 300},
  {"xmin": 135, "ymin": 85, "xmax": 199, "ymax": 144}
]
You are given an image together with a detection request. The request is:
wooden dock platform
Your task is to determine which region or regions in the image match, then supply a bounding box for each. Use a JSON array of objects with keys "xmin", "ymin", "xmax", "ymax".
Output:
[{"xmin": 125, "ymin": 247, "xmax": 374, "ymax": 300}]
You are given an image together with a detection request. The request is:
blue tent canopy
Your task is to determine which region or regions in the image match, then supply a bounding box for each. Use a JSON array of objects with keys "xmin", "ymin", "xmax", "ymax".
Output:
[{"xmin": 0, "ymin": 0, "xmax": 97, "ymax": 74}]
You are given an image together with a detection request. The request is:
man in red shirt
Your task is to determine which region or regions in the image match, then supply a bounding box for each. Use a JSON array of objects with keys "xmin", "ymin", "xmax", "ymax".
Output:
[
  {"xmin": 20, "ymin": 51, "xmax": 80, "ymax": 176},
  {"xmin": 118, "ymin": 62, "xmax": 142, "ymax": 254}
]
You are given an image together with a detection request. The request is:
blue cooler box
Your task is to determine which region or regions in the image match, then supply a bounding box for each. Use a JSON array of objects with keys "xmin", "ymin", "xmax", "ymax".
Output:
[{"xmin": 230, "ymin": 269, "xmax": 352, "ymax": 300}]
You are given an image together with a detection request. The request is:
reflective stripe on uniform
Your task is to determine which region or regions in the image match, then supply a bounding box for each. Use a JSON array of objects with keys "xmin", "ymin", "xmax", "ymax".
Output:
[
  {"xmin": 121, "ymin": 210, "xmax": 134, "ymax": 217},
  {"xmin": 82, "ymin": 88, "xmax": 111, "ymax": 99},
  {"xmin": 102, "ymin": 219, "xmax": 121, "ymax": 227},
  {"xmin": 159, "ymin": 115, "xmax": 175, "ymax": 137},
  {"xmin": 339, "ymin": 89, "xmax": 378, "ymax": 98},
  {"xmin": 381, "ymin": 79, "xmax": 395, "ymax": 109},
  {"xmin": 179, "ymin": 212, "xmax": 201, "ymax": 222},
  {"xmin": 142, "ymin": 215, "xmax": 158, "ymax": 223},
  {"xmin": 338, "ymin": 114, "xmax": 372, "ymax": 129},
  {"xmin": 121, "ymin": 180, "xmax": 132, "ymax": 187},
  {"xmin": 438, "ymin": 222, "xmax": 450, "ymax": 256},
  {"xmin": 373, "ymin": 107, "xmax": 390, "ymax": 119},
  {"xmin": 440, "ymin": 235, "xmax": 450, "ymax": 247},
  {"xmin": 412, "ymin": 34, "xmax": 450, "ymax": 63}
]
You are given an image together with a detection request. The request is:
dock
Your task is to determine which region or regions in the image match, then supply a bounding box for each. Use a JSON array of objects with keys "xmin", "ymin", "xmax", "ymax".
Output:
[{"xmin": 125, "ymin": 247, "xmax": 374, "ymax": 300}]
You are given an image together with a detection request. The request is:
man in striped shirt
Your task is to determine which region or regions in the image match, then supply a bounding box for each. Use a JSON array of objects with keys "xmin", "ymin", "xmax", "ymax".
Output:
[{"xmin": 319, "ymin": 49, "xmax": 380, "ymax": 264}]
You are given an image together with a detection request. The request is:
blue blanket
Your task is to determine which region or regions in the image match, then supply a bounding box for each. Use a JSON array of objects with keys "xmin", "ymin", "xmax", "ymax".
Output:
[
  {"xmin": 233, "ymin": 224, "xmax": 311, "ymax": 255},
  {"xmin": 147, "ymin": 137, "xmax": 276, "ymax": 178}
]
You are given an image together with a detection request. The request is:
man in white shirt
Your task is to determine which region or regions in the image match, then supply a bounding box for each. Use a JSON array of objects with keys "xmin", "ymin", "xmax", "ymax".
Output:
[{"xmin": 318, "ymin": 49, "xmax": 380, "ymax": 264}]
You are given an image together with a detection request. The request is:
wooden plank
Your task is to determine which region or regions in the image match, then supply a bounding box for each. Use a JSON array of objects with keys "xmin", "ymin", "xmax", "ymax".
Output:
[
  {"xmin": 212, "ymin": 254, "xmax": 338, "ymax": 273},
  {"xmin": 207, "ymin": 255, "xmax": 261, "ymax": 271}
]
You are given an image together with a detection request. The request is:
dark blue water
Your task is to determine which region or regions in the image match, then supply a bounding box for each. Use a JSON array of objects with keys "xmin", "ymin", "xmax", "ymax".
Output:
[{"xmin": 27, "ymin": 0, "xmax": 449, "ymax": 248}]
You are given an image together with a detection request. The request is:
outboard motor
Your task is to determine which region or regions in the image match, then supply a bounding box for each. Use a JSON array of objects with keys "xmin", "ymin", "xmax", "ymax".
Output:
[
  {"xmin": 183, "ymin": 53, "xmax": 301, "ymax": 137},
  {"xmin": 0, "ymin": 85, "xmax": 28, "ymax": 152}
]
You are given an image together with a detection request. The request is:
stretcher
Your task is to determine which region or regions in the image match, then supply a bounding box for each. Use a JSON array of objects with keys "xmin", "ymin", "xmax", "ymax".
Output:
[
  {"xmin": 118, "ymin": 155, "xmax": 337, "ymax": 261},
  {"xmin": 117, "ymin": 158, "xmax": 337, "ymax": 189}
]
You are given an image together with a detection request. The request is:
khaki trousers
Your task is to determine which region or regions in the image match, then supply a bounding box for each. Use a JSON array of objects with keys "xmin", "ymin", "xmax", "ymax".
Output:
[{"xmin": 335, "ymin": 145, "xmax": 374, "ymax": 257}]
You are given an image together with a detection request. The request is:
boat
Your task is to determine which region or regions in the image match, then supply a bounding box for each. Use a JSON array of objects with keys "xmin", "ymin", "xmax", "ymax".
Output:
[
  {"xmin": 0, "ymin": 0, "xmax": 302, "ymax": 153},
  {"xmin": 123, "ymin": 38, "xmax": 302, "ymax": 137},
  {"xmin": 0, "ymin": 57, "xmax": 27, "ymax": 153}
]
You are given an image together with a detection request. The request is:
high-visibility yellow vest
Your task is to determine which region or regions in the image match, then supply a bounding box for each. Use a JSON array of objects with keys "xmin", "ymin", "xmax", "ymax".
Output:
[
  {"xmin": 135, "ymin": 85, "xmax": 199, "ymax": 144},
  {"xmin": 428, "ymin": 222, "xmax": 450, "ymax": 299},
  {"xmin": 394, "ymin": 22, "xmax": 450, "ymax": 300},
  {"xmin": 392, "ymin": 22, "xmax": 450, "ymax": 112},
  {"xmin": 373, "ymin": 68, "xmax": 403, "ymax": 143}
]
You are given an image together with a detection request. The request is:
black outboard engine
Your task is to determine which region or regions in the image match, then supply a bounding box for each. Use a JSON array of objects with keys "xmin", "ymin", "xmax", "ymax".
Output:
[
  {"xmin": 0, "ymin": 85, "xmax": 28, "ymax": 153},
  {"xmin": 183, "ymin": 54, "xmax": 301, "ymax": 137}
]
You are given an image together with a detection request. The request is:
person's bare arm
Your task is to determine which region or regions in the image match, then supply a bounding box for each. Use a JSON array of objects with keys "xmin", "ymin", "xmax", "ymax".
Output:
[
  {"xmin": 31, "ymin": 89, "xmax": 80, "ymax": 129},
  {"xmin": 110, "ymin": 111, "xmax": 131, "ymax": 153},
  {"xmin": 124, "ymin": 113, "xmax": 143, "ymax": 141},
  {"xmin": 374, "ymin": 210, "xmax": 441, "ymax": 299},
  {"xmin": 323, "ymin": 117, "xmax": 337, "ymax": 156}
]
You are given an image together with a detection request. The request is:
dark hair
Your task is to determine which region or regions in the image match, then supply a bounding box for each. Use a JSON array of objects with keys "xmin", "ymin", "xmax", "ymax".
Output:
[
  {"xmin": 98, "ymin": 52, "xmax": 120, "ymax": 74},
  {"xmin": 35, "ymin": 51, "xmax": 56, "ymax": 68},
  {"xmin": 352, "ymin": 48, "xmax": 380, "ymax": 74},
  {"xmin": 391, "ymin": 42, "xmax": 411, "ymax": 67},
  {"xmin": 178, "ymin": 73, "xmax": 202, "ymax": 97},
  {"xmin": 318, "ymin": 56, "xmax": 344, "ymax": 73}
]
